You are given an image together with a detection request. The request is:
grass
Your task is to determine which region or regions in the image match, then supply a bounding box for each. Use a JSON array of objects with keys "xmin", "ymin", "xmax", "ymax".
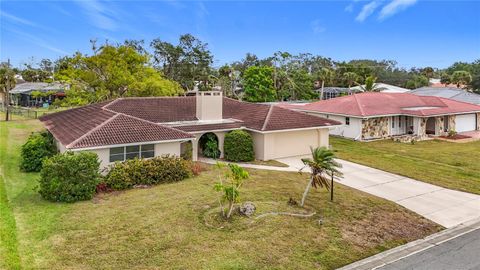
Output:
[
  {"xmin": 0, "ymin": 119, "xmax": 441, "ymax": 269},
  {"xmin": 240, "ymin": 159, "xmax": 290, "ymax": 167},
  {"xmin": 330, "ymin": 136, "xmax": 480, "ymax": 194}
]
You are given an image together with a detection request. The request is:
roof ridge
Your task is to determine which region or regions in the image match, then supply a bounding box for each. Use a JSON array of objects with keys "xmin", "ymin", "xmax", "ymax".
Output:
[
  {"xmin": 261, "ymin": 105, "xmax": 274, "ymax": 131},
  {"xmin": 67, "ymin": 113, "xmax": 120, "ymax": 148},
  {"xmin": 114, "ymin": 112, "xmax": 194, "ymax": 137},
  {"xmin": 352, "ymin": 94, "xmax": 366, "ymax": 116},
  {"xmin": 102, "ymin": 98, "xmax": 121, "ymax": 109}
]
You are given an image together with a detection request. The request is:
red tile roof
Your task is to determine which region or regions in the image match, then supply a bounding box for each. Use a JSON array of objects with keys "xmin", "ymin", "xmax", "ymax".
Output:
[
  {"xmin": 299, "ymin": 92, "xmax": 480, "ymax": 117},
  {"xmin": 40, "ymin": 96, "xmax": 340, "ymax": 149}
]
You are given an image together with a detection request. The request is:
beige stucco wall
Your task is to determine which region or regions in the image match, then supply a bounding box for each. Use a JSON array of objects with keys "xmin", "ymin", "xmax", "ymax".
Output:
[
  {"xmin": 251, "ymin": 128, "xmax": 329, "ymax": 160},
  {"xmin": 196, "ymin": 92, "xmax": 223, "ymax": 120},
  {"xmin": 77, "ymin": 141, "xmax": 182, "ymax": 170}
]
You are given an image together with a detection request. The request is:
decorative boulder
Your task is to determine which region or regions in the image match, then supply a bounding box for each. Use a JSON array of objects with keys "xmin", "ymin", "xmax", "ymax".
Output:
[{"xmin": 239, "ymin": 202, "xmax": 256, "ymax": 217}]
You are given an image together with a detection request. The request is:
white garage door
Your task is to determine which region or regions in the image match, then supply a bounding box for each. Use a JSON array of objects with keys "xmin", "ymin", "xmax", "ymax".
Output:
[{"xmin": 455, "ymin": 114, "xmax": 476, "ymax": 132}]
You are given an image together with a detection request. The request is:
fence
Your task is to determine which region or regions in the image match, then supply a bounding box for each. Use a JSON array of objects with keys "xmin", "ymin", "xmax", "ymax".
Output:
[{"xmin": 0, "ymin": 106, "xmax": 40, "ymax": 120}]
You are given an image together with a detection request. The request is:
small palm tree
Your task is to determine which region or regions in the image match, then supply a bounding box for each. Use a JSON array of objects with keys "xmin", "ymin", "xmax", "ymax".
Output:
[
  {"xmin": 299, "ymin": 147, "xmax": 343, "ymax": 207},
  {"xmin": 359, "ymin": 75, "xmax": 381, "ymax": 92}
]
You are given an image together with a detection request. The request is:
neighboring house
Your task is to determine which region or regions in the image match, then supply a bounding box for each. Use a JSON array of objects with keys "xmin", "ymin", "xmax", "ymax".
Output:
[
  {"xmin": 350, "ymin": 83, "xmax": 410, "ymax": 93},
  {"xmin": 314, "ymin": 87, "xmax": 360, "ymax": 100},
  {"xmin": 411, "ymin": 87, "xmax": 480, "ymax": 105},
  {"xmin": 40, "ymin": 92, "xmax": 340, "ymax": 169},
  {"xmin": 9, "ymin": 82, "xmax": 66, "ymax": 107},
  {"xmin": 292, "ymin": 92, "xmax": 480, "ymax": 141}
]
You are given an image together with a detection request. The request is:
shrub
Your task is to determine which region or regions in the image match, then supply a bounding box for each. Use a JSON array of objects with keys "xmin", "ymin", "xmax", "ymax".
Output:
[
  {"xmin": 39, "ymin": 152, "xmax": 100, "ymax": 202},
  {"xmin": 181, "ymin": 141, "xmax": 193, "ymax": 160},
  {"xmin": 199, "ymin": 133, "xmax": 220, "ymax": 159},
  {"xmin": 104, "ymin": 155, "xmax": 192, "ymax": 190},
  {"xmin": 448, "ymin": 129, "xmax": 457, "ymax": 137},
  {"xmin": 224, "ymin": 130, "xmax": 255, "ymax": 162},
  {"xmin": 20, "ymin": 131, "xmax": 57, "ymax": 172}
]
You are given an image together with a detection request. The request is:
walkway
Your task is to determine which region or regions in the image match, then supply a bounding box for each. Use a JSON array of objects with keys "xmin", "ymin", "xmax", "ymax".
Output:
[{"xmin": 200, "ymin": 156, "xmax": 480, "ymax": 228}]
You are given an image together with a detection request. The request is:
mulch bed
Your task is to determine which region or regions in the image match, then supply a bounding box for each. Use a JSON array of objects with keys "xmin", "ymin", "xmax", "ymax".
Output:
[{"xmin": 439, "ymin": 134, "xmax": 471, "ymax": 140}]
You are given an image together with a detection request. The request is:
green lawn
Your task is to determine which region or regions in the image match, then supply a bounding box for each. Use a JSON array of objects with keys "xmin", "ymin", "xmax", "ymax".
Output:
[
  {"xmin": 331, "ymin": 136, "xmax": 480, "ymax": 194},
  {"xmin": 0, "ymin": 119, "xmax": 441, "ymax": 270}
]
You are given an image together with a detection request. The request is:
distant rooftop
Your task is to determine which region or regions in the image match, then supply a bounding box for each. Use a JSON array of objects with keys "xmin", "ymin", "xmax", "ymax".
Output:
[
  {"xmin": 411, "ymin": 87, "xmax": 480, "ymax": 105},
  {"xmin": 10, "ymin": 82, "xmax": 66, "ymax": 94}
]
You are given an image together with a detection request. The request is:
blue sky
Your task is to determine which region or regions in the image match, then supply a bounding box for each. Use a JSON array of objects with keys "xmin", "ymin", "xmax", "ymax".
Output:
[{"xmin": 1, "ymin": 0, "xmax": 479, "ymax": 69}]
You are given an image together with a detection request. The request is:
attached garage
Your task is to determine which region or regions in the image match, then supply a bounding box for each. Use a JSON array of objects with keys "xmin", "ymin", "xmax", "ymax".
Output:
[
  {"xmin": 456, "ymin": 114, "xmax": 477, "ymax": 132},
  {"xmin": 250, "ymin": 128, "xmax": 330, "ymax": 160}
]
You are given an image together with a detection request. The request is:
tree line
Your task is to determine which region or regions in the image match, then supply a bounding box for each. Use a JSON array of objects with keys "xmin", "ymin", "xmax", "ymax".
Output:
[{"xmin": 1, "ymin": 34, "xmax": 479, "ymax": 106}]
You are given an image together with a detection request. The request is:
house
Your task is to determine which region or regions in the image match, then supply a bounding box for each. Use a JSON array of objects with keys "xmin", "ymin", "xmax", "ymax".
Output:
[
  {"xmin": 314, "ymin": 87, "xmax": 361, "ymax": 100},
  {"xmin": 9, "ymin": 82, "xmax": 66, "ymax": 107},
  {"xmin": 291, "ymin": 92, "xmax": 480, "ymax": 141},
  {"xmin": 40, "ymin": 92, "xmax": 341, "ymax": 169},
  {"xmin": 350, "ymin": 83, "xmax": 410, "ymax": 93},
  {"xmin": 411, "ymin": 87, "xmax": 480, "ymax": 105}
]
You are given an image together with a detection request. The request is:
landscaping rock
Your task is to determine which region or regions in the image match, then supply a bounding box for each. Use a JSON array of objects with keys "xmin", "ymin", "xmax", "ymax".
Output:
[{"xmin": 239, "ymin": 202, "xmax": 256, "ymax": 217}]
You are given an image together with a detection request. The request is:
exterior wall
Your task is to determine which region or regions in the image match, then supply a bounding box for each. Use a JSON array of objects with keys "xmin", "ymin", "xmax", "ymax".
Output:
[
  {"xmin": 305, "ymin": 112, "xmax": 362, "ymax": 140},
  {"xmin": 361, "ymin": 117, "xmax": 390, "ymax": 140},
  {"xmin": 477, "ymin": 113, "xmax": 480, "ymax": 130},
  {"xmin": 435, "ymin": 117, "xmax": 446, "ymax": 136},
  {"xmin": 56, "ymin": 140, "xmax": 67, "ymax": 153},
  {"xmin": 192, "ymin": 131, "xmax": 226, "ymax": 161},
  {"xmin": 81, "ymin": 141, "xmax": 182, "ymax": 170},
  {"xmin": 251, "ymin": 128, "xmax": 329, "ymax": 160},
  {"xmin": 448, "ymin": 115, "xmax": 456, "ymax": 132},
  {"xmin": 196, "ymin": 91, "xmax": 223, "ymax": 120}
]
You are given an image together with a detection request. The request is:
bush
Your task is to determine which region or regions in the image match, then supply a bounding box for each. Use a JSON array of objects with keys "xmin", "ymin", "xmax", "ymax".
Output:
[
  {"xmin": 39, "ymin": 152, "xmax": 100, "ymax": 202},
  {"xmin": 104, "ymin": 155, "xmax": 192, "ymax": 190},
  {"xmin": 181, "ymin": 141, "xmax": 193, "ymax": 160},
  {"xmin": 20, "ymin": 131, "xmax": 57, "ymax": 172},
  {"xmin": 224, "ymin": 130, "xmax": 255, "ymax": 162}
]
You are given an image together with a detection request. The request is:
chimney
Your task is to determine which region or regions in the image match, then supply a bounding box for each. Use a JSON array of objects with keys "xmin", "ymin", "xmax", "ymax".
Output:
[{"xmin": 196, "ymin": 91, "xmax": 223, "ymax": 121}]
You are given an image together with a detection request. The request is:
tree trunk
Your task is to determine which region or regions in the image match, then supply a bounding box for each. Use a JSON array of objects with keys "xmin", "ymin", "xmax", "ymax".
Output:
[
  {"xmin": 320, "ymin": 80, "xmax": 325, "ymax": 100},
  {"xmin": 226, "ymin": 201, "xmax": 235, "ymax": 219},
  {"xmin": 300, "ymin": 177, "xmax": 314, "ymax": 207}
]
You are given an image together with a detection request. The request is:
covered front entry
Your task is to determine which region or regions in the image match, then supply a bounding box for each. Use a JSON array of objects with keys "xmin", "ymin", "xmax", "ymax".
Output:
[{"xmin": 191, "ymin": 131, "xmax": 226, "ymax": 161}]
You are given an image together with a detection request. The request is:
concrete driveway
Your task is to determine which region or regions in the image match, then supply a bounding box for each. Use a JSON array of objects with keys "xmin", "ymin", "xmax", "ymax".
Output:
[{"xmin": 275, "ymin": 156, "xmax": 480, "ymax": 228}]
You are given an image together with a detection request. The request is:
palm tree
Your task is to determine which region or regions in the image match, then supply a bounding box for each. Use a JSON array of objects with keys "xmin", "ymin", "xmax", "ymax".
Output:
[
  {"xmin": 359, "ymin": 75, "xmax": 381, "ymax": 92},
  {"xmin": 316, "ymin": 67, "xmax": 333, "ymax": 100},
  {"xmin": 299, "ymin": 147, "xmax": 343, "ymax": 207},
  {"xmin": 343, "ymin": 72, "xmax": 360, "ymax": 88},
  {"xmin": 451, "ymin": 71, "xmax": 472, "ymax": 88},
  {"xmin": 0, "ymin": 65, "xmax": 16, "ymax": 121}
]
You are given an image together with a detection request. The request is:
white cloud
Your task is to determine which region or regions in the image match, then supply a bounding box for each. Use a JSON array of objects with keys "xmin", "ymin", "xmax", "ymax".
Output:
[
  {"xmin": 311, "ymin": 19, "xmax": 326, "ymax": 34},
  {"xmin": 379, "ymin": 0, "xmax": 418, "ymax": 20},
  {"xmin": 75, "ymin": 0, "xmax": 119, "ymax": 31},
  {"xmin": 356, "ymin": 1, "xmax": 380, "ymax": 22},
  {"xmin": 345, "ymin": 4, "xmax": 354, "ymax": 13}
]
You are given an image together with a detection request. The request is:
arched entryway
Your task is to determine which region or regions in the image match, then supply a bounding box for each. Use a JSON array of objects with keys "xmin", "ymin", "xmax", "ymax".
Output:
[{"xmin": 198, "ymin": 132, "xmax": 221, "ymax": 159}]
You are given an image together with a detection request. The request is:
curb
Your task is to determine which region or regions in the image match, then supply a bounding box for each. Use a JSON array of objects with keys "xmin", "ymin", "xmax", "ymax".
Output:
[{"xmin": 337, "ymin": 217, "xmax": 480, "ymax": 270}]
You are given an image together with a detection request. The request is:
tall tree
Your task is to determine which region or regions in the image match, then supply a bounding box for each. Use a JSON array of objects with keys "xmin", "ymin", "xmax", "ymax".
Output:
[
  {"xmin": 451, "ymin": 71, "xmax": 472, "ymax": 88},
  {"xmin": 315, "ymin": 67, "xmax": 333, "ymax": 99},
  {"xmin": 440, "ymin": 72, "xmax": 452, "ymax": 86},
  {"xmin": 242, "ymin": 66, "xmax": 276, "ymax": 102},
  {"xmin": 151, "ymin": 34, "xmax": 213, "ymax": 91},
  {"xmin": 57, "ymin": 43, "xmax": 183, "ymax": 105},
  {"xmin": 343, "ymin": 72, "xmax": 361, "ymax": 88},
  {"xmin": 405, "ymin": 75, "xmax": 429, "ymax": 89},
  {"xmin": 0, "ymin": 63, "xmax": 16, "ymax": 121}
]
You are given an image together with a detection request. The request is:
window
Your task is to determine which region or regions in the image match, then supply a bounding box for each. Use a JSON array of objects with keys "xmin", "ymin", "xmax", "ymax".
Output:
[
  {"xmin": 391, "ymin": 117, "xmax": 395, "ymax": 128},
  {"xmin": 345, "ymin": 117, "xmax": 350, "ymax": 126},
  {"xmin": 109, "ymin": 144, "xmax": 155, "ymax": 162},
  {"xmin": 399, "ymin": 116, "xmax": 402, "ymax": 128}
]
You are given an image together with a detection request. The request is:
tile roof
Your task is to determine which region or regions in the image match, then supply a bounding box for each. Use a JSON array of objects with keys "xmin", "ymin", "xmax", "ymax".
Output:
[
  {"xmin": 411, "ymin": 87, "xmax": 480, "ymax": 105},
  {"xmin": 299, "ymin": 92, "xmax": 480, "ymax": 117},
  {"xmin": 40, "ymin": 96, "xmax": 340, "ymax": 149}
]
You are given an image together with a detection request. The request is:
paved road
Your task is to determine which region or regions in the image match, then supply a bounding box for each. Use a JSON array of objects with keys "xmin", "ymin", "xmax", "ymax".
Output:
[{"xmin": 378, "ymin": 228, "xmax": 480, "ymax": 270}]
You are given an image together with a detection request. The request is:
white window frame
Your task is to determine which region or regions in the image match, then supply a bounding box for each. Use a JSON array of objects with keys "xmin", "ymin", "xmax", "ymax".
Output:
[{"xmin": 109, "ymin": 144, "xmax": 155, "ymax": 163}]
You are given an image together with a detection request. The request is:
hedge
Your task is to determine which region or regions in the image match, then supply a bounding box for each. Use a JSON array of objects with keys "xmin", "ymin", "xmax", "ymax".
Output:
[
  {"xmin": 224, "ymin": 130, "xmax": 255, "ymax": 162},
  {"xmin": 20, "ymin": 130, "xmax": 57, "ymax": 172},
  {"xmin": 103, "ymin": 155, "xmax": 192, "ymax": 190},
  {"xmin": 39, "ymin": 152, "xmax": 100, "ymax": 202}
]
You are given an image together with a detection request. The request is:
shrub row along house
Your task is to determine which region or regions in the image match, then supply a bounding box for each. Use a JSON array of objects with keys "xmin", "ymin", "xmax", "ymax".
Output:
[
  {"xmin": 40, "ymin": 92, "xmax": 340, "ymax": 169},
  {"xmin": 284, "ymin": 92, "xmax": 480, "ymax": 141}
]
